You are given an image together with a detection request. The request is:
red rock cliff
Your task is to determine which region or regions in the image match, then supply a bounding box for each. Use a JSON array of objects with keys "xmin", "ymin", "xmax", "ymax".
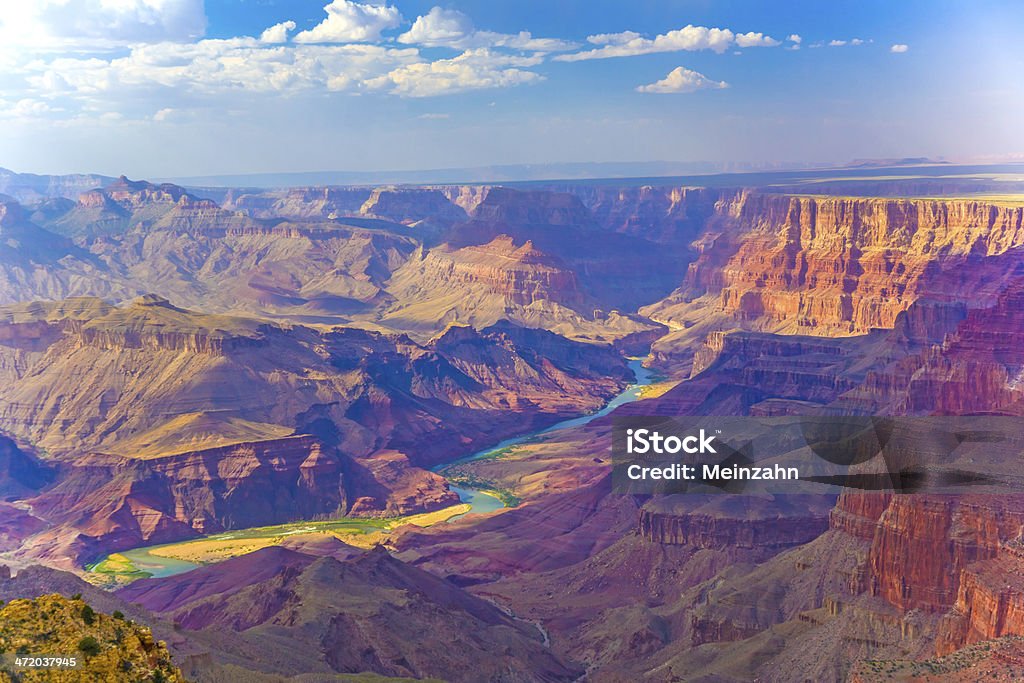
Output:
[{"xmin": 646, "ymin": 192, "xmax": 1024, "ymax": 336}]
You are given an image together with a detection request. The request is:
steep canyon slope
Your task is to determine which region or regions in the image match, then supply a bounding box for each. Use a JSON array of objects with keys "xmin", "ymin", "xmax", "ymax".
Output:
[
  {"xmin": 0, "ymin": 293, "xmax": 630, "ymax": 565},
  {"xmin": 2, "ymin": 171, "xmax": 1024, "ymax": 681}
]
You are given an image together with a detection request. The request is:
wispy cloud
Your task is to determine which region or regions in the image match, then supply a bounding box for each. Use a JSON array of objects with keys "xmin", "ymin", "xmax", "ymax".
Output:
[
  {"xmin": 0, "ymin": 98, "xmax": 59, "ymax": 119},
  {"xmin": 812, "ymin": 37, "xmax": 869, "ymax": 48},
  {"xmin": 153, "ymin": 108, "xmax": 177, "ymax": 122},
  {"xmin": 0, "ymin": 0, "xmax": 207, "ymax": 49}
]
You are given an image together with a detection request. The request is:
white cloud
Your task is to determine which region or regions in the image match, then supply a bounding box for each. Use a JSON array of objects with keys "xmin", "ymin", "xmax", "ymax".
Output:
[
  {"xmin": 891, "ymin": 43, "xmax": 909, "ymax": 53},
  {"xmin": 417, "ymin": 113, "xmax": 450, "ymax": 120},
  {"xmin": 787, "ymin": 34, "xmax": 802, "ymax": 45},
  {"xmin": 260, "ymin": 20, "xmax": 296, "ymax": 44},
  {"xmin": 398, "ymin": 7, "xmax": 472, "ymax": 47},
  {"xmin": 827, "ymin": 38, "xmax": 866, "ymax": 47},
  {"xmin": 8, "ymin": 19, "xmax": 554, "ymax": 115},
  {"xmin": 397, "ymin": 6, "xmax": 577, "ymax": 52},
  {"xmin": 486, "ymin": 32, "xmax": 578, "ymax": 52},
  {"xmin": 555, "ymin": 24, "xmax": 780, "ymax": 61},
  {"xmin": 735, "ymin": 32, "xmax": 780, "ymax": 48},
  {"xmin": 16, "ymin": 39, "xmax": 543, "ymax": 108},
  {"xmin": 293, "ymin": 0, "xmax": 402, "ymax": 44},
  {"xmin": 0, "ymin": 4, "xmax": 782, "ymax": 116},
  {"xmin": 636, "ymin": 66, "xmax": 728, "ymax": 94},
  {"xmin": 587, "ymin": 31, "xmax": 642, "ymax": 46},
  {"xmin": 21, "ymin": 39, "xmax": 422, "ymax": 103},
  {"xmin": 0, "ymin": 0, "xmax": 207, "ymax": 48},
  {"xmin": 367, "ymin": 48, "xmax": 544, "ymax": 97},
  {"xmin": 0, "ymin": 98, "xmax": 59, "ymax": 119}
]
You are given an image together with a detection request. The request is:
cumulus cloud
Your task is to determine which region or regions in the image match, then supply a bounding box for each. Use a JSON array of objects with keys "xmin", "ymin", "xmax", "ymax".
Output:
[
  {"xmin": 22, "ymin": 39, "xmax": 422, "ymax": 101},
  {"xmin": 787, "ymin": 34, "xmax": 802, "ymax": 45},
  {"xmin": 260, "ymin": 20, "xmax": 296, "ymax": 44},
  {"xmin": 555, "ymin": 24, "xmax": 780, "ymax": 61},
  {"xmin": 0, "ymin": 0, "xmax": 207, "ymax": 48},
  {"xmin": 293, "ymin": 0, "xmax": 402, "ymax": 44},
  {"xmin": 367, "ymin": 49, "xmax": 544, "ymax": 97},
  {"xmin": 397, "ymin": 6, "xmax": 577, "ymax": 52},
  {"xmin": 0, "ymin": 3, "xmax": 781, "ymax": 117},
  {"xmin": 735, "ymin": 31, "xmax": 780, "ymax": 48},
  {"xmin": 398, "ymin": 7, "xmax": 471, "ymax": 47},
  {"xmin": 636, "ymin": 66, "xmax": 728, "ymax": 94},
  {"xmin": 891, "ymin": 43, "xmax": 909, "ymax": 53},
  {"xmin": 15, "ymin": 37, "xmax": 544, "ymax": 110}
]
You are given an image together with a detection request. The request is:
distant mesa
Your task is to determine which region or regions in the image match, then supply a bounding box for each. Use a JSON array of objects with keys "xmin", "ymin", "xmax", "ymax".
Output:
[{"xmin": 131, "ymin": 293, "xmax": 178, "ymax": 309}]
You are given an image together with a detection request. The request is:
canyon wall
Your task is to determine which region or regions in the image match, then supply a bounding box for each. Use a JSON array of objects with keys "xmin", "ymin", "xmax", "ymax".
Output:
[
  {"xmin": 644, "ymin": 192, "xmax": 1024, "ymax": 337},
  {"xmin": 26, "ymin": 436, "xmax": 348, "ymax": 564},
  {"xmin": 638, "ymin": 494, "xmax": 833, "ymax": 553}
]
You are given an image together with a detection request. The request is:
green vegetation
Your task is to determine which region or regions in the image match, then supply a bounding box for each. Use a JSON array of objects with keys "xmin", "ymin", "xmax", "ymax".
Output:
[
  {"xmin": 77, "ymin": 635, "xmax": 100, "ymax": 658},
  {"xmin": 90, "ymin": 504, "xmax": 472, "ymax": 584},
  {"xmin": 87, "ymin": 553, "xmax": 156, "ymax": 582},
  {"xmin": 0, "ymin": 594, "xmax": 186, "ymax": 682},
  {"xmin": 456, "ymin": 444, "xmax": 522, "ymax": 463}
]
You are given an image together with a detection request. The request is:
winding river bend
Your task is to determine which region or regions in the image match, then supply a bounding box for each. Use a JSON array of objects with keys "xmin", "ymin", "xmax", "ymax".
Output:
[
  {"xmin": 441, "ymin": 357, "xmax": 655, "ymax": 516},
  {"xmin": 92, "ymin": 358, "xmax": 656, "ymax": 580}
]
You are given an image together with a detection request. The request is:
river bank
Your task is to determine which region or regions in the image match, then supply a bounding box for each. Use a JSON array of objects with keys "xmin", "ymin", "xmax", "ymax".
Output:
[{"xmin": 89, "ymin": 357, "xmax": 658, "ymax": 583}]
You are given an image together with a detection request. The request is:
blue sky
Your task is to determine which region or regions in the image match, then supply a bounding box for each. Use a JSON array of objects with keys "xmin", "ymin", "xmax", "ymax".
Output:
[{"xmin": 0, "ymin": 1, "xmax": 1021, "ymax": 177}]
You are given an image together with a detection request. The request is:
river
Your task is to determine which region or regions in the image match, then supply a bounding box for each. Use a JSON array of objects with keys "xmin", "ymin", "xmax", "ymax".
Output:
[
  {"xmin": 439, "ymin": 357, "xmax": 656, "ymax": 515},
  {"xmin": 92, "ymin": 357, "xmax": 657, "ymax": 580}
]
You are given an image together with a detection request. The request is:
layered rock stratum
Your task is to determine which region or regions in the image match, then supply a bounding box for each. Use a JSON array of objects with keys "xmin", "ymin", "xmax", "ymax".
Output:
[
  {"xmin": 0, "ymin": 293, "xmax": 630, "ymax": 564},
  {"xmin": 3, "ymin": 169, "xmax": 1024, "ymax": 680}
]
